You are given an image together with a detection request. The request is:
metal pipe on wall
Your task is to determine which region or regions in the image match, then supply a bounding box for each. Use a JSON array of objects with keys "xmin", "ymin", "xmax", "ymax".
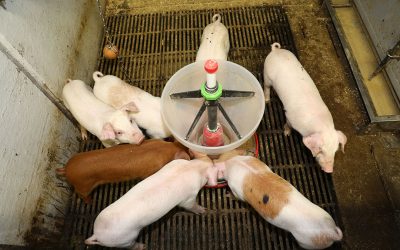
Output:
[{"xmin": 0, "ymin": 33, "xmax": 79, "ymax": 128}]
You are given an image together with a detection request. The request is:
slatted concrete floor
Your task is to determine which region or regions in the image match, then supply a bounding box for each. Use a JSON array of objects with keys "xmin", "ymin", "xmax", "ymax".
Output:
[{"xmin": 63, "ymin": 5, "xmax": 342, "ymax": 249}]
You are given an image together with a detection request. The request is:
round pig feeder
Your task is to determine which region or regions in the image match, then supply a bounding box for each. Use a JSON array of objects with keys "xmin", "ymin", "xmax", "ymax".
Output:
[
  {"xmin": 170, "ymin": 60, "xmax": 256, "ymax": 147},
  {"xmin": 161, "ymin": 59, "xmax": 265, "ymax": 186}
]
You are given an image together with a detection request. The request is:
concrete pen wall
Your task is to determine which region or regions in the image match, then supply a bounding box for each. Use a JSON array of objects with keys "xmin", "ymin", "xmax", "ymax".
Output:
[{"xmin": 0, "ymin": 0, "xmax": 104, "ymax": 245}]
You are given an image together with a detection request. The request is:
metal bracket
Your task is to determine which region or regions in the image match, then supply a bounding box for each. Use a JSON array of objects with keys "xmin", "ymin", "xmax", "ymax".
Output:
[
  {"xmin": 173, "ymin": 87, "xmax": 254, "ymax": 141},
  {"xmin": 369, "ymin": 39, "xmax": 400, "ymax": 80}
]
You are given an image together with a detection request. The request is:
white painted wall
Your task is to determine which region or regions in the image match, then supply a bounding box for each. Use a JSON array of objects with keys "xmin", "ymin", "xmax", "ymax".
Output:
[{"xmin": 0, "ymin": 0, "xmax": 104, "ymax": 245}]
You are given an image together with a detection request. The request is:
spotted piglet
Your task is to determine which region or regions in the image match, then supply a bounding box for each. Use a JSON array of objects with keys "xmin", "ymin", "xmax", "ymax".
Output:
[
  {"xmin": 196, "ymin": 14, "xmax": 230, "ymax": 61},
  {"xmin": 62, "ymin": 79, "xmax": 144, "ymax": 147},
  {"xmin": 215, "ymin": 150, "xmax": 343, "ymax": 249},
  {"xmin": 263, "ymin": 42, "xmax": 347, "ymax": 173},
  {"xmin": 85, "ymin": 152, "xmax": 218, "ymax": 249}
]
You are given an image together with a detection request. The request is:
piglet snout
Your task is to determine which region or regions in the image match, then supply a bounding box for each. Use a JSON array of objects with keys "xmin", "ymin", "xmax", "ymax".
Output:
[
  {"xmin": 322, "ymin": 166, "xmax": 333, "ymax": 173},
  {"xmin": 320, "ymin": 163, "xmax": 334, "ymax": 173},
  {"xmin": 134, "ymin": 133, "xmax": 145, "ymax": 144},
  {"xmin": 334, "ymin": 227, "xmax": 343, "ymax": 241}
]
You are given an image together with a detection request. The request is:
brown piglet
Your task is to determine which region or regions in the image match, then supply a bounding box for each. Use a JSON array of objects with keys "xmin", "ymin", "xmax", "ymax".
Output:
[{"xmin": 57, "ymin": 139, "xmax": 189, "ymax": 203}]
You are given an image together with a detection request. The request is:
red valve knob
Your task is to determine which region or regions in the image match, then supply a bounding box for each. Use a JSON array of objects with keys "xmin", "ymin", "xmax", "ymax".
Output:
[
  {"xmin": 204, "ymin": 59, "xmax": 218, "ymax": 74},
  {"xmin": 202, "ymin": 124, "xmax": 224, "ymax": 147}
]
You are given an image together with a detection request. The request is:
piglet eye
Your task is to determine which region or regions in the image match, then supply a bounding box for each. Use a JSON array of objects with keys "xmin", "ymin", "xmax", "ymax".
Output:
[{"xmin": 116, "ymin": 131, "xmax": 123, "ymax": 135}]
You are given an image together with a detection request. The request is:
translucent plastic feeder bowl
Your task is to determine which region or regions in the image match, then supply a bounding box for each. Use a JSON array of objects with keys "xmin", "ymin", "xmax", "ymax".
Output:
[{"xmin": 161, "ymin": 60, "xmax": 265, "ymax": 155}]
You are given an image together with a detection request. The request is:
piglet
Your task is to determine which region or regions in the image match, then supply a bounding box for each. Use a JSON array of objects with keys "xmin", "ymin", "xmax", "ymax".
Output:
[
  {"xmin": 62, "ymin": 79, "xmax": 144, "ymax": 147},
  {"xmin": 92, "ymin": 72, "xmax": 171, "ymax": 139},
  {"xmin": 263, "ymin": 43, "xmax": 347, "ymax": 173},
  {"xmin": 57, "ymin": 139, "xmax": 189, "ymax": 203},
  {"xmin": 85, "ymin": 152, "xmax": 218, "ymax": 249},
  {"xmin": 196, "ymin": 14, "xmax": 230, "ymax": 62},
  {"xmin": 215, "ymin": 150, "xmax": 343, "ymax": 249}
]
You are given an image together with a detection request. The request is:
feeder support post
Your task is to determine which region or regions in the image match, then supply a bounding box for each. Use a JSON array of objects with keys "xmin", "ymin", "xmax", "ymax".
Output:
[
  {"xmin": 202, "ymin": 59, "xmax": 222, "ymax": 132},
  {"xmin": 206, "ymin": 101, "xmax": 219, "ymax": 131}
]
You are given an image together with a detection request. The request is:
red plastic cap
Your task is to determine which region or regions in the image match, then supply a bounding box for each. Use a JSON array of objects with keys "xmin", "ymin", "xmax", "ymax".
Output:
[
  {"xmin": 202, "ymin": 124, "xmax": 224, "ymax": 147},
  {"xmin": 204, "ymin": 59, "xmax": 218, "ymax": 74}
]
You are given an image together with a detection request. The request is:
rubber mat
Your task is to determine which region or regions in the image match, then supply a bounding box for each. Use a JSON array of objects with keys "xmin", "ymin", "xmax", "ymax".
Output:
[{"xmin": 63, "ymin": 5, "xmax": 342, "ymax": 250}]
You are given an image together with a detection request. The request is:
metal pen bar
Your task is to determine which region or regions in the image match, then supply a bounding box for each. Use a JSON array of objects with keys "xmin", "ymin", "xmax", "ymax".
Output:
[
  {"xmin": 369, "ymin": 39, "xmax": 400, "ymax": 80},
  {"xmin": 185, "ymin": 102, "xmax": 207, "ymax": 140},
  {"xmin": 0, "ymin": 33, "xmax": 79, "ymax": 128},
  {"xmin": 206, "ymin": 101, "xmax": 218, "ymax": 131},
  {"xmin": 217, "ymin": 102, "xmax": 242, "ymax": 139},
  {"xmin": 221, "ymin": 90, "xmax": 255, "ymax": 97},
  {"xmin": 170, "ymin": 90, "xmax": 202, "ymax": 99}
]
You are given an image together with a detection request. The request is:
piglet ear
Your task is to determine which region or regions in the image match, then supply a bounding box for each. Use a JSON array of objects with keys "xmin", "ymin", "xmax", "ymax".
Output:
[
  {"xmin": 174, "ymin": 151, "xmax": 190, "ymax": 160},
  {"xmin": 337, "ymin": 130, "xmax": 347, "ymax": 153},
  {"xmin": 93, "ymin": 71, "xmax": 103, "ymax": 81},
  {"xmin": 121, "ymin": 102, "xmax": 139, "ymax": 113},
  {"xmin": 100, "ymin": 122, "xmax": 116, "ymax": 140},
  {"xmin": 303, "ymin": 133, "xmax": 323, "ymax": 157}
]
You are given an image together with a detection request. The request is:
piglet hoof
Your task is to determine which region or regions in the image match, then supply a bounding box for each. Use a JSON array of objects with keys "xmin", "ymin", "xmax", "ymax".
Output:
[
  {"xmin": 80, "ymin": 126, "xmax": 88, "ymax": 140},
  {"xmin": 82, "ymin": 196, "xmax": 93, "ymax": 204},
  {"xmin": 81, "ymin": 133, "xmax": 88, "ymax": 141},
  {"xmin": 283, "ymin": 123, "xmax": 292, "ymax": 136},
  {"xmin": 55, "ymin": 168, "xmax": 66, "ymax": 176},
  {"xmin": 264, "ymin": 88, "xmax": 271, "ymax": 103},
  {"xmin": 131, "ymin": 242, "xmax": 146, "ymax": 250},
  {"xmin": 189, "ymin": 204, "xmax": 206, "ymax": 215}
]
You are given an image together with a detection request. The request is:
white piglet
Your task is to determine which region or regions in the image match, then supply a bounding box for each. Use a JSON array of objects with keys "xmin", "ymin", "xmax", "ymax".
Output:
[
  {"xmin": 85, "ymin": 153, "xmax": 218, "ymax": 249},
  {"xmin": 93, "ymin": 72, "xmax": 171, "ymax": 139},
  {"xmin": 215, "ymin": 150, "xmax": 343, "ymax": 249},
  {"xmin": 62, "ymin": 79, "xmax": 144, "ymax": 148},
  {"xmin": 196, "ymin": 13, "xmax": 230, "ymax": 62},
  {"xmin": 263, "ymin": 43, "xmax": 347, "ymax": 173}
]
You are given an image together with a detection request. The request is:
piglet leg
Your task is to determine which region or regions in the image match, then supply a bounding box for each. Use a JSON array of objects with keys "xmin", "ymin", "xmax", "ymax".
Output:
[
  {"xmin": 264, "ymin": 86, "xmax": 271, "ymax": 103},
  {"xmin": 55, "ymin": 167, "xmax": 66, "ymax": 176},
  {"xmin": 81, "ymin": 195, "xmax": 92, "ymax": 204},
  {"xmin": 188, "ymin": 203, "xmax": 206, "ymax": 214},
  {"xmin": 263, "ymin": 74, "xmax": 272, "ymax": 102},
  {"xmin": 131, "ymin": 242, "xmax": 146, "ymax": 250},
  {"xmin": 179, "ymin": 197, "xmax": 206, "ymax": 214},
  {"xmin": 284, "ymin": 121, "xmax": 292, "ymax": 136},
  {"xmin": 80, "ymin": 125, "xmax": 88, "ymax": 140}
]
